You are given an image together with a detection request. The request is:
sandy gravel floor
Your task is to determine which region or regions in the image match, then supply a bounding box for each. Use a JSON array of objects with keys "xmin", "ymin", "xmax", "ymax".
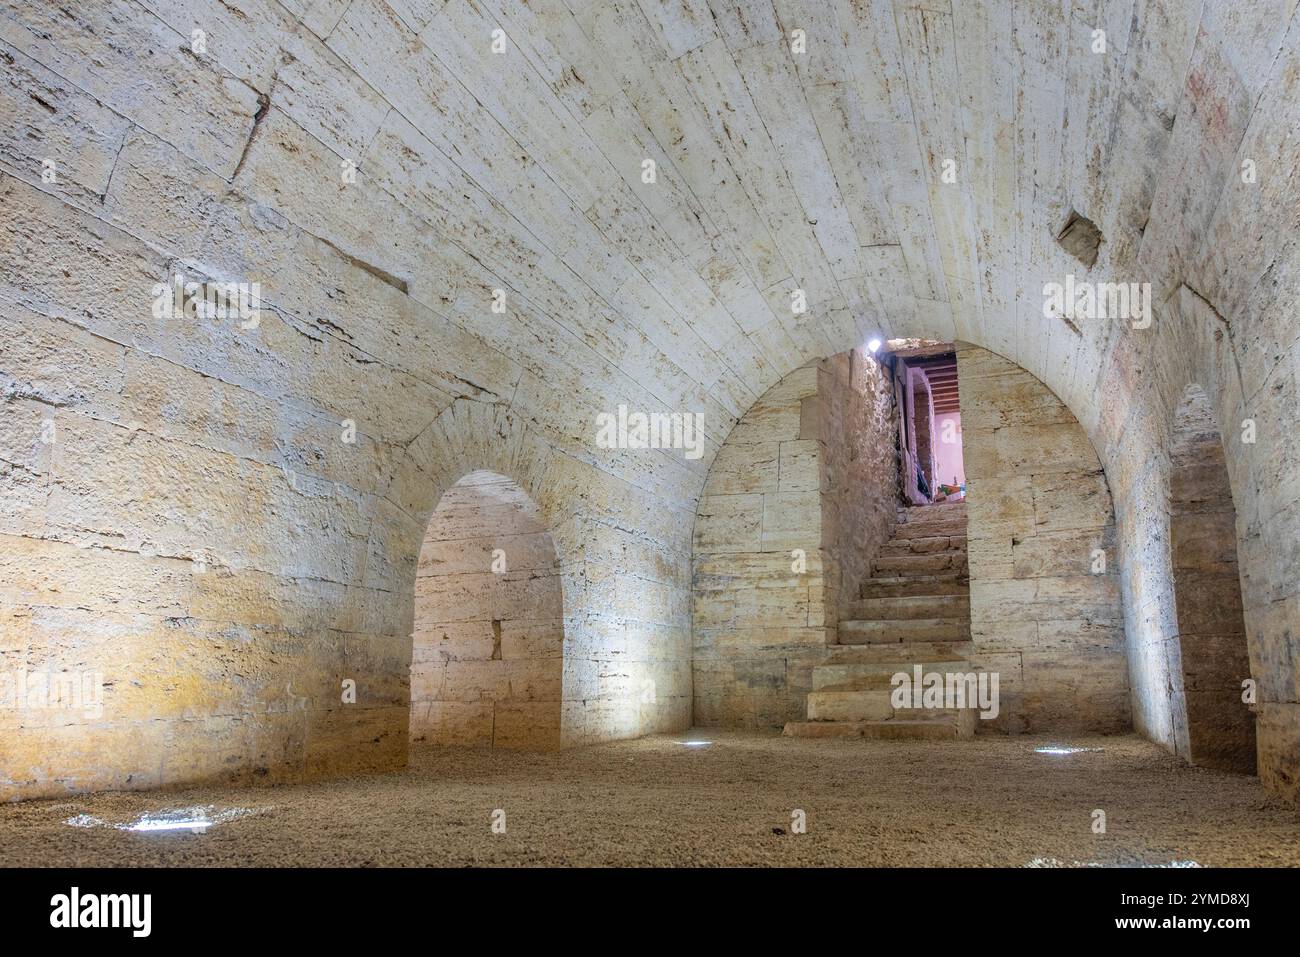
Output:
[{"xmin": 1, "ymin": 731, "xmax": 1297, "ymax": 867}]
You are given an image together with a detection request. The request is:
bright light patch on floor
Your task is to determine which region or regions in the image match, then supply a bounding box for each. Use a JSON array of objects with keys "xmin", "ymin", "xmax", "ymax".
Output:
[
  {"xmin": 1034, "ymin": 746, "xmax": 1104, "ymax": 755},
  {"xmin": 1026, "ymin": 857, "xmax": 1200, "ymax": 868},
  {"xmin": 126, "ymin": 814, "xmax": 213, "ymax": 833},
  {"xmin": 1025, "ymin": 857, "xmax": 1104, "ymax": 868},
  {"xmin": 679, "ymin": 740, "xmax": 712, "ymax": 747},
  {"xmin": 64, "ymin": 805, "xmax": 260, "ymax": 833}
]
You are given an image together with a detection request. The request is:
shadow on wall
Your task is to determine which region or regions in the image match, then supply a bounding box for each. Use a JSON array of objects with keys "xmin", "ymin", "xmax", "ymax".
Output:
[{"xmin": 410, "ymin": 470, "xmax": 564, "ymax": 749}]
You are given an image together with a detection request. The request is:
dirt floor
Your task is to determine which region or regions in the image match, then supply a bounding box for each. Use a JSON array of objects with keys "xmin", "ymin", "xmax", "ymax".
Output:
[{"xmin": 2, "ymin": 731, "xmax": 1298, "ymax": 867}]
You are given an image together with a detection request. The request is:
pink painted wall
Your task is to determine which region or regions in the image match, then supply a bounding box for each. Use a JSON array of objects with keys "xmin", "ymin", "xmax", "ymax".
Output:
[{"xmin": 934, "ymin": 412, "xmax": 965, "ymax": 490}]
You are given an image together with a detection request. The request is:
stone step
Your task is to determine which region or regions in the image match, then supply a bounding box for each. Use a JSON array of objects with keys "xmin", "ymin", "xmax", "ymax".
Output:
[
  {"xmin": 891, "ymin": 519, "xmax": 968, "ymax": 539},
  {"xmin": 807, "ymin": 686, "xmax": 984, "ymax": 721},
  {"xmin": 783, "ymin": 720, "xmax": 872, "ymax": 739},
  {"xmin": 783, "ymin": 714, "xmax": 976, "ymax": 741},
  {"xmin": 862, "ymin": 713, "xmax": 977, "ymax": 739},
  {"xmin": 839, "ymin": 617, "xmax": 971, "ymax": 644},
  {"xmin": 859, "ymin": 573, "xmax": 970, "ymax": 600},
  {"xmin": 806, "ymin": 689, "xmax": 894, "ymax": 721},
  {"xmin": 892, "ymin": 707, "xmax": 980, "ymax": 727},
  {"xmin": 895, "ymin": 502, "xmax": 968, "ymax": 523},
  {"xmin": 880, "ymin": 535, "xmax": 967, "ymax": 556},
  {"xmin": 845, "ymin": 594, "xmax": 970, "ymax": 621},
  {"xmin": 813, "ymin": 660, "xmax": 970, "ymax": 692},
  {"xmin": 825, "ymin": 641, "xmax": 975, "ymax": 664},
  {"xmin": 872, "ymin": 552, "xmax": 968, "ymax": 576}
]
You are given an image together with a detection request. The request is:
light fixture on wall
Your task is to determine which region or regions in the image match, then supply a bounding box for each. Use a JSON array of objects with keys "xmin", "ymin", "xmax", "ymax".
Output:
[{"xmin": 867, "ymin": 338, "xmax": 882, "ymax": 353}]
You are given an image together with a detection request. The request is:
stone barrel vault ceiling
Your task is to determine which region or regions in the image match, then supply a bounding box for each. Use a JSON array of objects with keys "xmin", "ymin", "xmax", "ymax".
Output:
[{"xmin": 0, "ymin": 0, "xmax": 1297, "ymax": 800}]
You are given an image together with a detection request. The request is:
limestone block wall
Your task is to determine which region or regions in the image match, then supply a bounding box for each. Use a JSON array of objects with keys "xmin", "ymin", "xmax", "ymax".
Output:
[
  {"xmin": 411, "ymin": 471, "xmax": 563, "ymax": 749},
  {"xmin": 1, "ymin": 0, "xmax": 1297, "ymax": 801},
  {"xmin": 1168, "ymin": 389, "xmax": 1255, "ymax": 772},
  {"xmin": 1043, "ymin": 6, "xmax": 1299, "ymax": 794},
  {"xmin": 0, "ymin": 0, "xmax": 710, "ymax": 800},
  {"xmin": 818, "ymin": 350, "xmax": 900, "ymax": 623},
  {"xmin": 959, "ymin": 348, "xmax": 1129, "ymax": 733},
  {"xmin": 692, "ymin": 351, "xmax": 898, "ymax": 728},
  {"xmin": 692, "ymin": 364, "xmax": 827, "ymax": 729},
  {"xmin": 1109, "ymin": 280, "xmax": 1299, "ymax": 793}
]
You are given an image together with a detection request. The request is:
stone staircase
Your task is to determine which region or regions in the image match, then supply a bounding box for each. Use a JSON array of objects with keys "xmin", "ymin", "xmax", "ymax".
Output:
[{"xmin": 785, "ymin": 500, "xmax": 977, "ymax": 740}]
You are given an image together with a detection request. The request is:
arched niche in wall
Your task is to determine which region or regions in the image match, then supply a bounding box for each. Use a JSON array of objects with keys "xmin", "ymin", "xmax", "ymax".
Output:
[{"xmin": 410, "ymin": 469, "xmax": 564, "ymax": 749}]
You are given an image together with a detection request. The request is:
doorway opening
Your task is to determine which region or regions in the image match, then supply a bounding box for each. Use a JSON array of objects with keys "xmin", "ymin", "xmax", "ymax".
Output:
[{"xmin": 886, "ymin": 339, "xmax": 965, "ymax": 504}]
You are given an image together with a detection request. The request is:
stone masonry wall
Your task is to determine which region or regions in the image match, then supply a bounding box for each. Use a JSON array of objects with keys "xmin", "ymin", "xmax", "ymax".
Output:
[
  {"xmin": 692, "ymin": 363, "xmax": 826, "ymax": 729},
  {"xmin": 1, "ymin": 0, "xmax": 1297, "ymax": 801},
  {"xmin": 959, "ymin": 348, "xmax": 1129, "ymax": 733},
  {"xmin": 0, "ymin": 0, "xmax": 708, "ymax": 800},
  {"xmin": 692, "ymin": 351, "xmax": 898, "ymax": 728},
  {"xmin": 818, "ymin": 349, "xmax": 899, "ymax": 625},
  {"xmin": 411, "ymin": 470, "xmax": 564, "ymax": 749},
  {"xmin": 1169, "ymin": 389, "xmax": 1255, "ymax": 772}
]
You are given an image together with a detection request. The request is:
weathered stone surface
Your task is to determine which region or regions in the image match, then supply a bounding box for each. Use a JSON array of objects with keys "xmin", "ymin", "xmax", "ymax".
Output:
[
  {"xmin": 818, "ymin": 351, "xmax": 899, "ymax": 623},
  {"xmin": 1167, "ymin": 386, "xmax": 1257, "ymax": 772},
  {"xmin": 961, "ymin": 348, "xmax": 1129, "ymax": 733},
  {"xmin": 692, "ymin": 350, "xmax": 896, "ymax": 728},
  {"xmin": 410, "ymin": 472, "xmax": 564, "ymax": 749},
  {"xmin": 1, "ymin": 0, "xmax": 1297, "ymax": 801}
]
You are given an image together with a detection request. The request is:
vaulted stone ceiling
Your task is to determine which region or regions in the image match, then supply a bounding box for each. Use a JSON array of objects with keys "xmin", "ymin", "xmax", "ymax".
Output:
[
  {"xmin": 7, "ymin": 0, "xmax": 1297, "ymax": 461},
  {"xmin": 2, "ymin": 0, "xmax": 1298, "ymax": 799}
]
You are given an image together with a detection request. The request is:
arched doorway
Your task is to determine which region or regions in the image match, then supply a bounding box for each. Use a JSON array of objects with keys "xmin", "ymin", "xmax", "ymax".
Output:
[
  {"xmin": 1168, "ymin": 386, "xmax": 1256, "ymax": 773},
  {"xmin": 410, "ymin": 470, "xmax": 564, "ymax": 749},
  {"xmin": 693, "ymin": 343, "xmax": 1127, "ymax": 735}
]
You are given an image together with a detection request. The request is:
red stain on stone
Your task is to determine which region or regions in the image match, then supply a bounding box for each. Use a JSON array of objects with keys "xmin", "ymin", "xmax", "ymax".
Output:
[{"xmin": 1187, "ymin": 65, "xmax": 1231, "ymax": 142}]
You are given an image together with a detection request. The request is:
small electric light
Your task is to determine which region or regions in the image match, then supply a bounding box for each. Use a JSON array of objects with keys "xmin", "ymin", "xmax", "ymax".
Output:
[{"xmin": 867, "ymin": 338, "xmax": 882, "ymax": 353}]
